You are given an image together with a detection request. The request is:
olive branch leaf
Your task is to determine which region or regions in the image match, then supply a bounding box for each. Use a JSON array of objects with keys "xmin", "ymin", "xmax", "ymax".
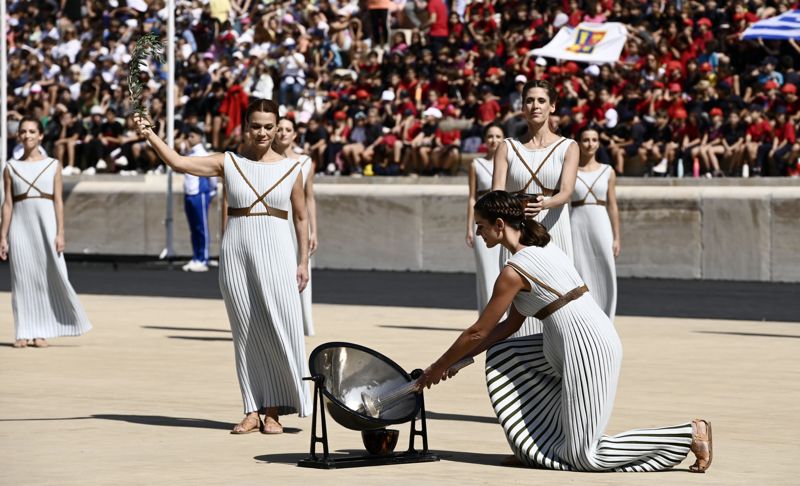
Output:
[{"xmin": 128, "ymin": 33, "xmax": 166, "ymax": 128}]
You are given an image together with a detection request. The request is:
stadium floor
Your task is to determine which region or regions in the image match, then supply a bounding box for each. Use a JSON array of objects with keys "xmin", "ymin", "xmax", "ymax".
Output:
[{"xmin": 1, "ymin": 258, "xmax": 798, "ymax": 322}]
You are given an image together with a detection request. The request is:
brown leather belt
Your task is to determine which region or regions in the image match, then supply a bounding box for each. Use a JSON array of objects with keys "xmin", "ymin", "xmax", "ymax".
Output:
[
  {"xmin": 534, "ymin": 285, "xmax": 589, "ymax": 320},
  {"xmin": 571, "ymin": 200, "xmax": 606, "ymax": 207},
  {"xmin": 12, "ymin": 193, "xmax": 55, "ymax": 203},
  {"xmin": 227, "ymin": 205, "xmax": 288, "ymax": 219}
]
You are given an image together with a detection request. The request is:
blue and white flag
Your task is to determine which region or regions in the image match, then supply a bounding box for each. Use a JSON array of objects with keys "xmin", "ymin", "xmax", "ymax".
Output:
[
  {"xmin": 742, "ymin": 9, "xmax": 800, "ymax": 40},
  {"xmin": 531, "ymin": 22, "xmax": 628, "ymax": 65}
]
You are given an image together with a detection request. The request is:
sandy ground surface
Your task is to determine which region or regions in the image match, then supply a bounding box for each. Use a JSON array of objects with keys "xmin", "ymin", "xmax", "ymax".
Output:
[{"xmin": 1, "ymin": 292, "xmax": 798, "ymax": 485}]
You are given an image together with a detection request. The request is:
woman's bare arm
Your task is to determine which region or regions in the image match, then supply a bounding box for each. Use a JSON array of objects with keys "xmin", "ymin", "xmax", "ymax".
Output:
[
  {"xmin": 135, "ymin": 115, "xmax": 224, "ymax": 177},
  {"xmin": 466, "ymin": 162, "xmax": 477, "ymax": 247},
  {"xmin": 418, "ymin": 266, "xmax": 527, "ymax": 388},
  {"xmin": 53, "ymin": 161, "xmax": 65, "ymax": 253},
  {"xmin": 291, "ymin": 173, "xmax": 309, "ymax": 292},
  {"xmin": 304, "ymin": 160, "xmax": 318, "ymax": 255},
  {"xmin": 491, "ymin": 141, "xmax": 508, "ymax": 190},
  {"xmin": 606, "ymin": 170, "xmax": 621, "ymax": 257},
  {"xmin": 0, "ymin": 168, "xmax": 13, "ymax": 260}
]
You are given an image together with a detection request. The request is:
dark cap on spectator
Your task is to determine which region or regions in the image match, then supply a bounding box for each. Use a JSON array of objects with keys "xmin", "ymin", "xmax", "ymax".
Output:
[{"xmin": 762, "ymin": 56, "xmax": 777, "ymax": 66}]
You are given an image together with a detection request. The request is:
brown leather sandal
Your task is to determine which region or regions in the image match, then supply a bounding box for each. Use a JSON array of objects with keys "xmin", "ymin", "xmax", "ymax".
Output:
[
  {"xmin": 689, "ymin": 419, "xmax": 713, "ymax": 473},
  {"xmin": 231, "ymin": 414, "xmax": 262, "ymax": 435},
  {"xmin": 261, "ymin": 416, "xmax": 283, "ymax": 435}
]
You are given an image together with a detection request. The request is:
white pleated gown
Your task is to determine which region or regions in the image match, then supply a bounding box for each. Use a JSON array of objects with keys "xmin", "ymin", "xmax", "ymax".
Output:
[
  {"xmin": 219, "ymin": 153, "xmax": 311, "ymax": 417},
  {"xmin": 5, "ymin": 159, "xmax": 92, "ymax": 340},
  {"xmin": 570, "ymin": 166, "xmax": 617, "ymax": 320},
  {"xmin": 501, "ymin": 137, "xmax": 575, "ymax": 337},
  {"xmin": 486, "ymin": 244, "xmax": 692, "ymax": 471},
  {"xmin": 471, "ymin": 157, "xmax": 501, "ymax": 311},
  {"xmin": 288, "ymin": 154, "xmax": 315, "ymax": 336}
]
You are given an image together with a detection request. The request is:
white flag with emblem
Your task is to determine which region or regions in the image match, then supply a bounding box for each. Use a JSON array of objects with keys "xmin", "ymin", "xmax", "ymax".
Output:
[{"xmin": 531, "ymin": 22, "xmax": 628, "ymax": 65}]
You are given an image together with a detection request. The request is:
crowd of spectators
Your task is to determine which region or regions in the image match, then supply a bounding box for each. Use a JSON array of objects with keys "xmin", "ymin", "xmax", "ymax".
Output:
[{"xmin": 5, "ymin": 0, "xmax": 800, "ymax": 177}]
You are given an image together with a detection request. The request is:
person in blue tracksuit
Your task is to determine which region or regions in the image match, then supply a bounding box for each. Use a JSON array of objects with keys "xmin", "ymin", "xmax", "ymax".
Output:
[{"xmin": 182, "ymin": 126, "xmax": 216, "ymax": 272}]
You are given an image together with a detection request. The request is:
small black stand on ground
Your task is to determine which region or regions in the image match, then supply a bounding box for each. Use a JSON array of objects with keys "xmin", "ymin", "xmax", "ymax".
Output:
[{"xmin": 297, "ymin": 370, "xmax": 440, "ymax": 469}]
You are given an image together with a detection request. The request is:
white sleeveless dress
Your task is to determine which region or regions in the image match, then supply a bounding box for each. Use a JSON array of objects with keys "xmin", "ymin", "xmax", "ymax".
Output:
[
  {"xmin": 486, "ymin": 244, "xmax": 692, "ymax": 471},
  {"xmin": 288, "ymin": 154, "xmax": 315, "ymax": 336},
  {"xmin": 471, "ymin": 157, "xmax": 501, "ymax": 311},
  {"xmin": 570, "ymin": 166, "xmax": 617, "ymax": 320},
  {"xmin": 5, "ymin": 158, "xmax": 92, "ymax": 340},
  {"xmin": 219, "ymin": 152, "xmax": 311, "ymax": 417},
  {"xmin": 501, "ymin": 136, "xmax": 576, "ymax": 337}
]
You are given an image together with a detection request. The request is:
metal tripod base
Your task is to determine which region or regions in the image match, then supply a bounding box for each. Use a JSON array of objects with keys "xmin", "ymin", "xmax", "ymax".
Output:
[{"xmin": 297, "ymin": 371, "xmax": 440, "ymax": 469}]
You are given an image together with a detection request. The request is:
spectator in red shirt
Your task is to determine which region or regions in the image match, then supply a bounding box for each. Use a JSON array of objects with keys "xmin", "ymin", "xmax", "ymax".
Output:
[
  {"xmin": 745, "ymin": 108, "xmax": 774, "ymax": 175},
  {"xmin": 424, "ymin": 0, "xmax": 449, "ymax": 54},
  {"xmin": 477, "ymin": 87, "xmax": 501, "ymax": 126},
  {"xmin": 766, "ymin": 107, "xmax": 797, "ymax": 175},
  {"xmin": 433, "ymin": 106, "xmax": 462, "ymax": 174}
]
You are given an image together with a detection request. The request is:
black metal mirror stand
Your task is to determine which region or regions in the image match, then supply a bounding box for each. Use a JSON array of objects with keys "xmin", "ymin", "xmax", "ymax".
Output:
[{"xmin": 297, "ymin": 371, "xmax": 440, "ymax": 469}]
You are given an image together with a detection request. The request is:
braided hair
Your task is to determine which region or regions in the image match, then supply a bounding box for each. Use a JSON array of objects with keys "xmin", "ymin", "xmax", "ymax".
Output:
[{"xmin": 474, "ymin": 191, "xmax": 551, "ymax": 248}]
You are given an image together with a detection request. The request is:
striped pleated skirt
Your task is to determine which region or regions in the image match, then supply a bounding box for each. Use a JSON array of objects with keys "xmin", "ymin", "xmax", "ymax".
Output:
[{"xmin": 486, "ymin": 296, "xmax": 693, "ymax": 472}]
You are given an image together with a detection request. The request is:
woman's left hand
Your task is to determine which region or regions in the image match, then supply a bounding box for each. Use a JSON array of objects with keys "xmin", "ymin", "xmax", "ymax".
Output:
[
  {"xmin": 55, "ymin": 233, "xmax": 65, "ymax": 254},
  {"xmin": 612, "ymin": 238, "xmax": 621, "ymax": 258},
  {"xmin": 524, "ymin": 195, "xmax": 544, "ymax": 219},
  {"xmin": 297, "ymin": 264, "xmax": 309, "ymax": 292},
  {"xmin": 416, "ymin": 361, "xmax": 448, "ymax": 390}
]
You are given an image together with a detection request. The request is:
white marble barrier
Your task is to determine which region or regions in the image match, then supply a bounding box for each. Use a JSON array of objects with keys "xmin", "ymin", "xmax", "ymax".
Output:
[{"xmin": 46, "ymin": 175, "xmax": 800, "ymax": 282}]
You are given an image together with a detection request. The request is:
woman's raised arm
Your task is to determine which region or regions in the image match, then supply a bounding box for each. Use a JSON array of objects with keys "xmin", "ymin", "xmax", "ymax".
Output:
[{"xmin": 135, "ymin": 115, "xmax": 225, "ymax": 177}]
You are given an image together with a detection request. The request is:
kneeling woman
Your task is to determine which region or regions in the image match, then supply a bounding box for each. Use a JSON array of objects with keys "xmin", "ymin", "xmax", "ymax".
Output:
[{"xmin": 418, "ymin": 191, "xmax": 712, "ymax": 473}]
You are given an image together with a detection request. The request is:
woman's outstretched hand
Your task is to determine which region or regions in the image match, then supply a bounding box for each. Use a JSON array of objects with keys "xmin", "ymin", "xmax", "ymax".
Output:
[
  {"xmin": 417, "ymin": 361, "xmax": 448, "ymax": 390},
  {"xmin": 0, "ymin": 238, "xmax": 8, "ymax": 260}
]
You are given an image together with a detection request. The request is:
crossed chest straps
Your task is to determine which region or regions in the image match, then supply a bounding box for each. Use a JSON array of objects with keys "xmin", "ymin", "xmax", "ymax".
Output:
[
  {"xmin": 226, "ymin": 156, "xmax": 300, "ymax": 220},
  {"xmin": 571, "ymin": 166, "xmax": 609, "ymax": 208},
  {"xmin": 507, "ymin": 137, "xmax": 567, "ymax": 198},
  {"xmin": 507, "ymin": 261, "xmax": 589, "ymax": 320},
  {"xmin": 9, "ymin": 159, "xmax": 57, "ymax": 203}
]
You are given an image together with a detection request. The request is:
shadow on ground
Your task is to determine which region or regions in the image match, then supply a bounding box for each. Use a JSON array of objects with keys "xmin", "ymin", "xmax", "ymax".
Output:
[{"xmin": 426, "ymin": 411, "xmax": 497, "ymax": 425}]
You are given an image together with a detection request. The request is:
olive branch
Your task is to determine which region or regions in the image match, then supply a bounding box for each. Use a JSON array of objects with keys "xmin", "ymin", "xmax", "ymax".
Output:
[{"xmin": 128, "ymin": 33, "xmax": 166, "ymax": 128}]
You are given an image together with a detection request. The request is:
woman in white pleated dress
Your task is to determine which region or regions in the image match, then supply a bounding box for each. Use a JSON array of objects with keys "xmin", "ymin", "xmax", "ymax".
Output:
[
  {"xmin": 466, "ymin": 124, "xmax": 503, "ymax": 311},
  {"xmin": 274, "ymin": 118, "xmax": 317, "ymax": 336},
  {"xmin": 418, "ymin": 190, "xmax": 713, "ymax": 474},
  {"xmin": 136, "ymin": 100, "xmax": 311, "ymax": 435},
  {"xmin": 570, "ymin": 128, "xmax": 620, "ymax": 320},
  {"xmin": 492, "ymin": 80, "xmax": 579, "ymax": 336},
  {"xmin": 0, "ymin": 117, "xmax": 92, "ymax": 348}
]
